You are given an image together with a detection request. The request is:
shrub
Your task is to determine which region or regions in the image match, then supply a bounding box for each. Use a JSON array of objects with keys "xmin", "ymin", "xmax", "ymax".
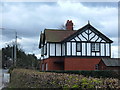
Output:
[
  {"xmin": 44, "ymin": 70, "xmax": 119, "ymax": 78},
  {"xmin": 8, "ymin": 66, "xmax": 16, "ymax": 73},
  {"xmin": 8, "ymin": 69, "xmax": 120, "ymax": 89}
]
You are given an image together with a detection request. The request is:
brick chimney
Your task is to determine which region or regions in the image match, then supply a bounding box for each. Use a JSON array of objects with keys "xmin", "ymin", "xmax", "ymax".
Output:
[{"xmin": 66, "ymin": 20, "xmax": 73, "ymax": 30}]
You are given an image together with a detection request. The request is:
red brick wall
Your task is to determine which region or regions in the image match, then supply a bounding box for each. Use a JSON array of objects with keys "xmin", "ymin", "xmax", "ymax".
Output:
[
  {"xmin": 40, "ymin": 57, "xmax": 102, "ymax": 71},
  {"xmin": 98, "ymin": 61, "xmax": 120, "ymax": 71},
  {"xmin": 106, "ymin": 67, "xmax": 120, "ymax": 71},
  {"xmin": 40, "ymin": 57, "xmax": 64, "ymax": 71},
  {"xmin": 64, "ymin": 57, "xmax": 101, "ymax": 70},
  {"xmin": 40, "ymin": 59, "xmax": 49, "ymax": 71},
  {"xmin": 40, "ymin": 57, "xmax": 120, "ymax": 71},
  {"xmin": 98, "ymin": 60, "xmax": 106, "ymax": 70}
]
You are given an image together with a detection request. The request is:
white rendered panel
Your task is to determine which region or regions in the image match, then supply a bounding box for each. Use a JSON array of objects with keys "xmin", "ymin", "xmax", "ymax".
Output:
[
  {"xmin": 106, "ymin": 43, "xmax": 109, "ymax": 56},
  {"xmin": 82, "ymin": 32, "xmax": 88, "ymax": 40},
  {"xmin": 47, "ymin": 43, "xmax": 49, "ymax": 58},
  {"xmin": 89, "ymin": 32, "xmax": 95, "ymax": 40},
  {"xmin": 77, "ymin": 52, "xmax": 81, "ymax": 56},
  {"xmin": 89, "ymin": 30, "xmax": 100, "ymax": 42},
  {"xmin": 87, "ymin": 43, "xmax": 91, "ymax": 56},
  {"xmin": 88, "ymin": 30, "xmax": 92, "ymax": 34},
  {"xmin": 96, "ymin": 52, "xmax": 99, "ymax": 56},
  {"xmin": 101, "ymin": 40, "xmax": 105, "ymax": 42},
  {"xmin": 44, "ymin": 44, "xmax": 46, "ymax": 55},
  {"xmin": 92, "ymin": 52, "xmax": 95, "ymax": 56},
  {"xmin": 41, "ymin": 48, "xmax": 43, "ymax": 60},
  {"xmin": 78, "ymin": 34, "xmax": 87, "ymax": 41},
  {"xmin": 101, "ymin": 43, "xmax": 104, "ymax": 56},
  {"xmin": 71, "ymin": 39, "xmax": 75, "ymax": 41},
  {"xmin": 82, "ymin": 43, "xmax": 85, "ymax": 56},
  {"xmin": 90, "ymin": 29, "xmax": 106, "ymax": 42},
  {"xmin": 91, "ymin": 35, "xmax": 98, "ymax": 41},
  {"xmin": 72, "ymin": 42, "xmax": 76, "ymax": 55},
  {"xmin": 62, "ymin": 43, "xmax": 65, "ymax": 56},
  {"xmin": 44, "ymin": 43, "xmax": 49, "ymax": 59},
  {"xmin": 67, "ymin": 42, "xmax": 71, "ymax": 55},
  {"xmin": 75, "ymin": 37, "xmax": 80, "ymax": 41},
  {"xmin": 85, "ymin": 30, "xmax": 88, "ymax": 33},
  {"xmin": 97, "ymin": 37, "xmax": 102, "ymax": 42},
  {"xmin": 50, "ymin": 43, "xmax": 55, "ymax": 56},
  {"xmin": 56, "ymin": 44, "xmax": 61, "ymax": 56},
  {"xmin": 41, "ymin": 47, "xmax": 44, "ymax": 56}
]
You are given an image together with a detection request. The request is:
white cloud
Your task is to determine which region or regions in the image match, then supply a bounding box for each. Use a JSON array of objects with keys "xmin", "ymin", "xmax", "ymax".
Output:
[
  {"xmin": 111, "ymin": 46, "xmax": 118, "ymax": 58},
  {"xmin": 1, "ymin": 2, "xmax": 118, "ymax": 58}
]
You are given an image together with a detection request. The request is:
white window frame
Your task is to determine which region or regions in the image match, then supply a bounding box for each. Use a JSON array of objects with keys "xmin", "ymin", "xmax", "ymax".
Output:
[
  {"xmin": 76, "ymin": 42, "xmax": 81, "ymax": 52},
  {"xmin": 91, "ymin": 43, "xmax": 100, "ymax": 52}
]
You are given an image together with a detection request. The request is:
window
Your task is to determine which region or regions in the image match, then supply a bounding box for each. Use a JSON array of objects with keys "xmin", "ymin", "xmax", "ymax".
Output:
[
  {"xmin": 42, "ymin": 63, "xmax": 44, "ymax": 71},
  {"xmin": 45, "ymin": 63, "xmax": 48, "ymax": 71},
  {"xmin": 76, "ymin": 42, "xmax": 81, "ymax": 52},
  {"xmin": 44, "ymin": 44, "xmax": 47, "ymax": 55},
  {"xmin": 41, "ymin": 44, "xmax": 47, "ymax": 56},
  {"xmin": 91, "ymin": 43, "xmax": 100, "ymax": 51},
  {"xmin": 95, "ymin": 64, "xmax": 99, "ymax": 70}
]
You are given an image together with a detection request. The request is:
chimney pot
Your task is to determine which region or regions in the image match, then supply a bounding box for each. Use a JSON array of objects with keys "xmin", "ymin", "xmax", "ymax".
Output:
[{"xmin": 66, "ymin": 20, "xmax": 73, "ymax": 30}]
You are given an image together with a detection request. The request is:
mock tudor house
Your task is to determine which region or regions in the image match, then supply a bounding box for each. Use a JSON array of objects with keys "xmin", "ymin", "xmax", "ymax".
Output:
[{"xmin": 39, "ymin": 20, "xmax": 119, "ymax": 71}]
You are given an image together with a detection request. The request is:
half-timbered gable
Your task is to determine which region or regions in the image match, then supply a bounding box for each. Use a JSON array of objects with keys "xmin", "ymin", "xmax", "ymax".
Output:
[
  {"xmin": 61, "ymin": 23, "xmax": 113, "ymax": 57},
  {"xmin": 39, "ymin": 20, "xmax": 113, "ymax": 71}
]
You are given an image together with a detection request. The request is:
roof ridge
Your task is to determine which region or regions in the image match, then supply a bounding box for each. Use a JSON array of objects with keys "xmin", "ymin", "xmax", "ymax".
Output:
[
  {"xmin": 45, "ymin": 29, "xmax": 77, "ymax": 31},
  {"xmin": 45, "ymin": 29, "xmax": 65, "ymax": 31}
]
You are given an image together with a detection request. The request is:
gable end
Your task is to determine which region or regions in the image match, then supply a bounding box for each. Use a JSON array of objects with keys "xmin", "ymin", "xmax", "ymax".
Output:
[{"xmin": 62, "ymin": 24, "xmax": 113, "ymax": 43}]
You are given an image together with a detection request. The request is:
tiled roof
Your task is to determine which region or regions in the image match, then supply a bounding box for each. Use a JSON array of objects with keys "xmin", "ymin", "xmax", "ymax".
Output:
[
  {"xmin": 45, "ymin": 29, "xmax": 77, "ymax": 42},
  {"xmin": 39, "ymin": 23, "xmax": 113, "ymax": 48},
  {"xmin": 102, "ymin": 58, "xmax": 120, "ymax": 66}
]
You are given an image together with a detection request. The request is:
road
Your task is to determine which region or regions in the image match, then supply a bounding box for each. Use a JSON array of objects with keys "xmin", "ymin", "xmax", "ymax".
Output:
[
  {"xmin": 0, "ymin": 69, "xmax": 10, "ymax": 89},
  {"xmin": 0, "ymin": 69, "xmax": 2, "ymax": 89}
]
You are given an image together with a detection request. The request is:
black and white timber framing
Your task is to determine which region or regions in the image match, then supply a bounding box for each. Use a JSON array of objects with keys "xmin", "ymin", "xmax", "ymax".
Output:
[{"xmin": 40, "ymin": 23, "xmax": 113, "ymax": 59}]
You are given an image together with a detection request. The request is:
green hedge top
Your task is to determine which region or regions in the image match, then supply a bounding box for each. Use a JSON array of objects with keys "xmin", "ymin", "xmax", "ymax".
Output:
[{"xmin": 42, "ymin": 70, "xmax": 120, "ymax": 78}]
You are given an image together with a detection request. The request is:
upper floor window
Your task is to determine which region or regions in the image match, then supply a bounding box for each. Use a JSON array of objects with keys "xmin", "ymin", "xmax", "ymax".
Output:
[
  {"xmin": 44, "ymin": 44, "xmax": 47, "ymax": 55},
  {"xmin": 41, "ymin": 44, "xmax": 47, "ymax": 56},
  {"xmin": 76, "ymin": 42, "xmax": 81, "ymax": 52},
  {"xmin": 91, "ymin": 43, "xmax": 100, "ymax": 52}
]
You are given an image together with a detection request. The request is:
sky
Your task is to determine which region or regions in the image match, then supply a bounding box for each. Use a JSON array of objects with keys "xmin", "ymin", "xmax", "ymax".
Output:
[{"xmin": 0, "ymin": 1, "xmax": 119, "ymax": 59}]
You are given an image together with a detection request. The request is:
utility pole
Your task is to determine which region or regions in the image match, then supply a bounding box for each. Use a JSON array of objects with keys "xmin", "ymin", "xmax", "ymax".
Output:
[
  {"xmin": 0, "ymin": 28, "xmax": 17, "ymax": 67},
  {"xmin": 14, "ymin": 31, "xmax": 17, "ymax": 66}
]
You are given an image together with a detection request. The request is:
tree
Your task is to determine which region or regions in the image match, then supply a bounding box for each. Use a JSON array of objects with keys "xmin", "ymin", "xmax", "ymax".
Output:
[
  {"xmin": 2, "ymin": 45, "xmax": 39, "ymax": 69},
  {"xmin": 2, "ymin": 45, "xmax": 13, "ymax": 68},
  {"xmin": 58, "ymin": 24, "xmax": 66, "ymax": 30}
]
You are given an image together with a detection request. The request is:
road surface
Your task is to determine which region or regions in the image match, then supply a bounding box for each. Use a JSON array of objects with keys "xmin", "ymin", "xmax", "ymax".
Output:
[{"xmin": 0, "ymin": 69, "xmax": 10, "ymax": 89}]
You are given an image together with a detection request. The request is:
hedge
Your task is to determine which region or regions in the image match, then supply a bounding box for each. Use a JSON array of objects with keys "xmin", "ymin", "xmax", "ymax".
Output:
[
  {"xmin": 42, "ymin": 70, "xmax": 120, "ymax": 78},
  {"xmin": 8, "ymin": 69, "xmax": 120, "ymax": 89}
]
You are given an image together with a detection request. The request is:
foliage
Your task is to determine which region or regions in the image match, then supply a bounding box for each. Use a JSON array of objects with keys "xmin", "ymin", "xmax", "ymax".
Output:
[
  {"xmin": 43, "ymin": 70, "xmax": 120, "ymax": 78},
  {"xmin": 2, "ymin": 45, "xmax": 39, "ymax": 69},
  {"xmin": 8, "ymin": 66, "xmax": 16, "ymax": 73},
  {"xmin": 8, "ymin": 69, "xmax": 120, "ymax": 89},
  {"xmin": 2, "ymin": 45, "xmax": 13, "ymax": 68}
]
